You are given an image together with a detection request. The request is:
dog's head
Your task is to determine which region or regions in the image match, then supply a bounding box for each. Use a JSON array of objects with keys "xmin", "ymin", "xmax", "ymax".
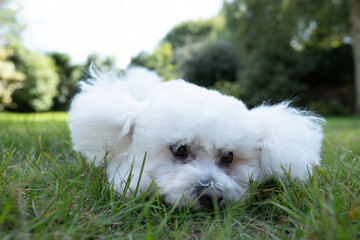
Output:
[
  {"xmin": 128, "ymin": 80, "xmax": 263, "ymax": 207},
  {"xmin": 69, "ymin": 68, "xmax": 324, "ymax": 208}
]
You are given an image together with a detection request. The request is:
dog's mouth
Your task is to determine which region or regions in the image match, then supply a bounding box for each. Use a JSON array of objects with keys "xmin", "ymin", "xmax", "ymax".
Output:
[
  {"xmin": 189, "ymin": 182, "xmax": 226, "ymax": 209},
  {"xmin": 158, "ymin": 186, "xmax": 226, "ymax": 209}
]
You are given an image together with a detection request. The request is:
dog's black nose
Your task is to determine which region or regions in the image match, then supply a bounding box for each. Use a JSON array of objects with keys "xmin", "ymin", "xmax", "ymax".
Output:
[{"xmin": 197, "ymin": 187, "xmax": 224, "ymax": 208}]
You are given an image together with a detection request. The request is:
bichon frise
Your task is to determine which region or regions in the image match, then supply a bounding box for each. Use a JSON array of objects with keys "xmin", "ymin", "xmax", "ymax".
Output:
[{"xmin": 69, "ymin": 67, "xmax": 324, "ymax": 208}]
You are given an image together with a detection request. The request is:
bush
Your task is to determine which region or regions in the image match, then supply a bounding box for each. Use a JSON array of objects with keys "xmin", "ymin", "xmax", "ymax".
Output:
[
  {"xmin": 0, "ymin": 46, "xmax": 25, "ymax": 110},
  {"xmin": 299, "ymin": 45, "xmax": 354, "ymax": 86},
  {"xmin": 212, "ymin": 80, "xmax": 243, "ymax": 99},
  {"xmin": 238, "ymin": 43, "xmax": 308, "ymax": 107},
  {"xmin": 49, "ymin": 52, "xmax": 82, "ymax": 111},
  {"xmin": 298, "ymin": 45, "xmax": 354, "ymax": 115},
  {"xmin": 9, "ymin": 42, "xmax": 59, "ymax": 112},
  {"xmin": 130, "ymin": 42, "xmax": 176, "ymax": 81},
  {"xmin": 163, "ymin": 19, "xmax": 216, "ymax": 49},
  {"xmin": 176, "ymin": 41, "xmax": 239, "ymax": 87}
]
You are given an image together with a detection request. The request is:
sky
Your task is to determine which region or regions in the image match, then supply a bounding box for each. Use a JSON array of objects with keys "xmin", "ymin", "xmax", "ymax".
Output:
[{"xmin": 18, "ymin": 0, "xmax": 224, "ymax": 68}]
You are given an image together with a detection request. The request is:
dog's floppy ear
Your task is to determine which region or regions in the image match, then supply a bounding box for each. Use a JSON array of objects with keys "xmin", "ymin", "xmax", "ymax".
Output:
[
  {"xmin": 69, "ymin": 68, "xmax": 147, "ymax": 166},
  {"xmin": 250, "ymin": 102, "xmax": 325, "ymax": 180}
]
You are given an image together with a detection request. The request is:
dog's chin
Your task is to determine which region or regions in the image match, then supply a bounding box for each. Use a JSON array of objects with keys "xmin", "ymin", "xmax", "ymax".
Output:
[
  {"xmin": 158, "ymin": 182, "xmax": 247, "ymax": 209},
  {"xmin": 162, "ymin": 192, "xmax": 237, "ymax": 210}
]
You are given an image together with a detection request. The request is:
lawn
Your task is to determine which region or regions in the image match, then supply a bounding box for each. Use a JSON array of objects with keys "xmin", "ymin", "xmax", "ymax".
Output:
[{"xmin": 1, "ymin": 112, "xmax": 359, "ymax": 239}]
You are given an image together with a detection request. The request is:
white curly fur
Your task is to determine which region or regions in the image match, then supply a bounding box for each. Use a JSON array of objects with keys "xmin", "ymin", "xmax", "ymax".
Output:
[{"xmin": 68, "ymin": 67, "xmax": 325, "ymax": 207}]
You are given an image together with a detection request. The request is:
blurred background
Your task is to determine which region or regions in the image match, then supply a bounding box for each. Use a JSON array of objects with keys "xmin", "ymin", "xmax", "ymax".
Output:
[{"xmin": 0, "ymin": 0, "xmax": 359, "ymax": 116}]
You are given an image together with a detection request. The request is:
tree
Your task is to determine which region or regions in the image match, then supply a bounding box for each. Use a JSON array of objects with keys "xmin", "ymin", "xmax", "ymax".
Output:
[
  {"xmin": 130, "ymin": 17, "xmax": 224, "ymax": 80},
  {"xmin": 10, "ymin": 42, "xmax": 59, "ymax": 112},
  {"xmin": 0, "ymin": 0, "xmax": 26, "ymax": 110},
  {"xmin": 350, "ymin": 0, "xmax": 360, "ymax": 113},
  {"xmin": 0, "ymin": 0, "xmax": 24, "ymax": 43},
  {"xmin": 176, "ymin": 41, "xmax": 238, "ymax": 87},
  {"xmin": 298, "ymin": 45, "xmax": 354, "ymax": 115},
  {"xmin": 131, "ymin": 41, "xmax": 175, "ymax": 80},
  {"xmin": 0, "ymin": 46, "xmax": 24, "ymax": 110},
  {"xmin": 84, "ymin": 53, "xmax": 119, "ymax": 72},
  {"xmin": 163, "ymin": 18, "xmax": 218, "ymax": 49},
  {"xmin": 223, "ymin": 0, "xmax": 307, "ymax": 106},
  {"xmin": 285, "ymin": 0, "xmax": 360, "ymax": 112},
  {"xmin": 223, "ymin": 0, "xmax": 359, "ymax": 112},
  {"xmin": 48, "ymin": 52, "xmax": 82, "ymax": 111}
]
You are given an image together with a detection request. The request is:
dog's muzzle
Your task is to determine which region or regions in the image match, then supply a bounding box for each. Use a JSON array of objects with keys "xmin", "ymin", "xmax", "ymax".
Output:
[{"xmin": 195, "ymin": 181, "xmax": 224, "ymax": 208}]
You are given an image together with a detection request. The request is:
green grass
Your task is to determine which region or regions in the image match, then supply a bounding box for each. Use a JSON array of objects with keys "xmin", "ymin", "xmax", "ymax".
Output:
[{"xmin": 1, "ymin": 112, "xmax": 359, "ymax": 239}]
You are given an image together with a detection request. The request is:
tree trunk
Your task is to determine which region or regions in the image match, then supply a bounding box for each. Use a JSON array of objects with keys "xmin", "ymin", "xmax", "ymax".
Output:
[{"xmin": 350, "ymin": 0, "xmax": 360, "ymax": 114}]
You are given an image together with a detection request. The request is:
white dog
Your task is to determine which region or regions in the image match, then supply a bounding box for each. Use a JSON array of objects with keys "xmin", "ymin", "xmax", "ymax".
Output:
[{"xmin": 68, "ymin": 67, "xmax": 324, "ymax": 208}]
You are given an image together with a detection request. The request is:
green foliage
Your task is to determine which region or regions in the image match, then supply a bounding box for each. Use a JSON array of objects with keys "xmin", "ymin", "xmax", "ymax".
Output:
[
  {"xmin": 163, "ymin": 18, "xmax": 218, "ymax": 49},
  {"xmin": 299, "ymin": 45, "xmax": 354, "ymax": 115},
  {"xmin": 131, "ymin": 43, "xmax": 175, "ymax": 81},
  {"xmin": 152, "ymin": 42, "xmax": 176, "ymax": 80},
  {"xmin": 176, "ymin": 41, "xmax": 239, "ymax": 87},
  {"xmin": 1, "ymin": 113, "xmax": 360, "ymax": 238},
  {"xmin": 212, "ymin": 80, "xmax": 243, "ymax": 100},
  {"xmin": 223, "ymin": 0, "xmax": 306, "ymax": 106},
  {"xmin": 221, "ymin": 0, "xmax": 356, "ymax": 112},
  {"xmin": 131, "ymin": 42, "xmax": 176, "ymax": 80},
  {"xmin": 223, "ymin": 0, "xmax": 349, "ymax": 51},
  {"xmin": 223, "ymin": 0, "xmax": 296, "ymax": 53},
  {"xmin": 0, "ymin": 46, "xmax": 24, "ymax": 110},
  {"xmin": 300, "ymin": 45, "xmax": 354, "ymax": 86},
  {"xmin": 49, "ymin": 52, "xmax": 121, "ymax": 111},
  {"xmin": 128, "ymin": 0, "xmax": 355, "ymax": 115},
  {"xmin": 130, "ymin": 18, "xmax": 225, "ymax": 81},
  {"xmin": 84, "ymin": 53, "xmax": 119, "ymax": 72},
  {"xmin": 0, "ymin": 0, "xmax": 24, "ymax": 42},
  {"xmin": 239, "ymin": 46, "xmax": 309, "ymax": 107},
  {"xmin": 130, "ymin": 51, "xmax": 153, "ymax": 69},
  {"xmin": 9, "ymin": 42, "xmax": 59, "ymax": 112},
  {"xmin": 286, "ymin": 0, "xmax": 349, "ymax": 49},
  {"xmin": 48, "ymin": 52, "xmax": 82, "ymax": 111}
]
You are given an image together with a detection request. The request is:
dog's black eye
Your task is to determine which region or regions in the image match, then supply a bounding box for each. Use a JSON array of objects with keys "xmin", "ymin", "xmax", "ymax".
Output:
[
  {"xmin": 220, "ymin": 152, "xmax": 233, "ymax": 166},
  {"xmin": 171, "ymin": 145, "xmax": 189, "ymax": 159}
]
